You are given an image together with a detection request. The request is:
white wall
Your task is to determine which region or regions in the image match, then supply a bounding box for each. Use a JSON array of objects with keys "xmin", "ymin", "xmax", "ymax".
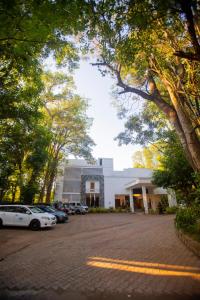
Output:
[
  {"xmin": 104, "ymin": 176, "xmax": 136, "ymax": 208},
  {"xmin": 103, "ymin": 166, "xmax": 154, "ymax": 208}
]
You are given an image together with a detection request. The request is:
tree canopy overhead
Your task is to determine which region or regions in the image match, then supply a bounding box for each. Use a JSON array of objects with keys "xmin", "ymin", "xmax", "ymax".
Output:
[
  {"xmin": 86, "ymin": 0, "xmax": 200, "ymax": 172},
  {"xmin": 1, "ymin": 0, "xmax": 200, "ymax": 202}
]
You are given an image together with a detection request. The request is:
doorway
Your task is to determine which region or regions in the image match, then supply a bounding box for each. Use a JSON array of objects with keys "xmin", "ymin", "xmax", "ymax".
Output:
[{"xmin": 86, "ymin": 194, "xmax": 100, "ymax": 207}]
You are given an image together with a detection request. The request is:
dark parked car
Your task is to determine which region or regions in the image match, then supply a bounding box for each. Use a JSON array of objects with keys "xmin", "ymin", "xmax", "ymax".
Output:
[
  {"xmin": 73, "ymin": 205, "xmax": 86, "ymax": 215},
  {"xmin": 69, "ymin": 203, "xmax": 88, "ymax": 213},
  {"xmin": 63, "ymin": 203, "xmax": 75, "ymax": 215},
  {"xmin": 53, "ymin": 203, "xmax": 75, "ymax": 215},
  {"xmin": 37, "ymin": 205, "xmax": 68, "ymax": 223}
]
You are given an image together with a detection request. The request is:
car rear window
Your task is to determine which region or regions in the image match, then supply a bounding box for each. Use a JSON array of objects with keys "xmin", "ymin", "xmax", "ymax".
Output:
[{"xmin": 28, "ymin": 206, "xmax": 43, "ymax": 213}]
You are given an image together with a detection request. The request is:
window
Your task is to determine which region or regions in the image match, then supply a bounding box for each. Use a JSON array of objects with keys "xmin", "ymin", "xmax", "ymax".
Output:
[
  {"xmin": 1, "ymin": 206, "xmax": 16, "ymax": 212},
  {"xmin": 0, "ymin": 206, "xmax": 28, "ymax": 213},
  {"xmin": 0, "ymin": 206, "xmax": 7, "ymax": 211},
  {"xmin": 15, "ymin": 207, "xmax": 28, "ymax": 214},
  {"xmin": 90, "ymin": 182, "xmax": 95, "ymax": 190},
  {"xmin": 28, "ymin": 206, "xmax": 43, "ymax": 213}
]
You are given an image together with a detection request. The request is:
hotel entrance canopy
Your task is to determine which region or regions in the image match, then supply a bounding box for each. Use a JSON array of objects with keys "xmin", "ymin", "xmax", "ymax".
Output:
[
  {"xmin": 125, "ymin": 178, "xmax": 156, "ymax": 190},
  {"xmin": 125, "ymin": 178, "xmax": 157, "ymax": 214}
]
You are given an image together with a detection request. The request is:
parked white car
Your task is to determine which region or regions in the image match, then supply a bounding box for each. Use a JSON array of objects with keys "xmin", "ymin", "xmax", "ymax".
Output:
[{"xmin": 0, "ymin": 205, "xmax": 56, "ymax": 230}]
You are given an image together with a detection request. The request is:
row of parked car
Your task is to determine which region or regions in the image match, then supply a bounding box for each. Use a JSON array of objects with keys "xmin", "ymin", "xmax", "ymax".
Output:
[{"xmin": 0, "ymin": 202, "xmax": 88, "ymax": 231}]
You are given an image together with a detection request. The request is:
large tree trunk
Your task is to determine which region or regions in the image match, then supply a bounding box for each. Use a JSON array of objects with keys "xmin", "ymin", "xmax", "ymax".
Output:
[
  {"xmin": 45, "ymin": 170, "xmax": 56, "ymax": 204},
  {"xmin": 45, "ymin": 159, "xmax": 58, "ymax": 204},
  {"xmin": 149, "ymin": 69, "xmax": 200, "ymax": 171},
  {"xmin": 143, "ymin": 75, "xmax": 198, "ymax": 170},
  {"xmin": 165, "ymin": 84, "xmax": 200, "ymax": 171},
  {"xmin": 38, "ymin": 163, "xmax": 50, "ymax": 203},
  {"xmin": 153, "ymin": 95, "xmax": 197, "ymax": 170}
]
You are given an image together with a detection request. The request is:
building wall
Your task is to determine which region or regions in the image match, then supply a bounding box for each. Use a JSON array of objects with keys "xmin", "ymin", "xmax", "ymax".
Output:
[
  {"xmin": 81, "ymin": 175, "xmax": 104, "ymax": 206},
  {"xmin": 54, "ymin": 158, "xmax": 173, "ymax": 209},
  {"xmin": 55, "ymin": 159, "xmax": 103, "ymax": 204},
  {"xmin": 104, "ymin": 176, "xmax": 135, "ymax": 208},
  {"xmin": 103, "ymin": 167, "xmax": 154, "ymax": 208}
]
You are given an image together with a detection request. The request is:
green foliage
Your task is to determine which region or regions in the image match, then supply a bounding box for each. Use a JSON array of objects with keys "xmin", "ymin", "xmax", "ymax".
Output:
[
  {"xmin": 20, "ymin": 184, "xmax": 38, "ymax": 205},
  {"xmin": 88, "ymin": 207, "xmax": 130, "ymax": 213},
  {"xmin": 116, "ymin": 102, "xmax": 170, "ymax": 147},
  {"xmin": 165, "ymin": 206, "xmax": 178, "ymax": 214},
  {"xmin": 39, "ymin": 71, "xmax": 95, "ymax": 203},
  {"xmin": 191, "ymin": 173, "xmax": 200, "ymax": 205},
  {"xmin": 132, "ymin": 144, "xmax": 162, "ymax": 169},
  {"xmin": 152, "ymin": 131, "xmax": 196, "ymax": 203},
  {"xmin": 175, "ymin": 206, "xmax": 200, "ymax": 237},
  {"xmin": 0, "ymin": 0, "xmax": 95, "ymax": 203}
]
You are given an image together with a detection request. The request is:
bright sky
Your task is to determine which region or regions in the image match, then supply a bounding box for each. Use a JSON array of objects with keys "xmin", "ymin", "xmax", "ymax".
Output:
[{"xmin": 73, "ymin": 60, "xmax": 140, "ymax": 170}]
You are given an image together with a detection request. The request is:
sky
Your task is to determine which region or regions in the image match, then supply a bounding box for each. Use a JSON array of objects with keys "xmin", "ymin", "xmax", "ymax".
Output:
[{"xmin": 73, "ymin": 60, "xmax": 140, "ymax": 170}]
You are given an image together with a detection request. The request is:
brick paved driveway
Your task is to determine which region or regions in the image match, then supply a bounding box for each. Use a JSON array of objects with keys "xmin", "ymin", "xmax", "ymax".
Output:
[{"xmin": 0, "ymin": 214, "xmax": 200, "ymax": 300}]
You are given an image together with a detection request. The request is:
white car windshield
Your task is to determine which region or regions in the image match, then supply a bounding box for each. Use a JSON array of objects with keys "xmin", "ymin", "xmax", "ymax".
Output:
[{"xmin": 28, "ymin": 206, "xmax": 43, "ymax": 213}]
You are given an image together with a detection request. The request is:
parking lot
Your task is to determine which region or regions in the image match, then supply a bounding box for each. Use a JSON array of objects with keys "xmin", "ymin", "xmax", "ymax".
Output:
[{"xmin": 0, "ymin": 213, "xmax": 200, "ymax": 300}]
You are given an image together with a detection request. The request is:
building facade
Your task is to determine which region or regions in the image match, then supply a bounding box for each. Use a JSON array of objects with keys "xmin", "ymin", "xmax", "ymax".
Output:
[{"xmin": 54, "ymin": 158, "xmax": 177, "ymax": 213}]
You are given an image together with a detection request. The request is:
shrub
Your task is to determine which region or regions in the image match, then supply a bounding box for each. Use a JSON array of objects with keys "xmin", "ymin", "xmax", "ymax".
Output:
[
  {"xmin": 88, "ymin": 207, "xmax": 131, "ymax": 213},
  {"xmin": 175, "ymin": 206, "xmax": 200, "ymax": 235},
  {"xmin": 165, "ymin": 206, "xmax": 178, "ymax": 214},
  {"xmin": 113, "ymin": 207, "xmax": 130, "ymax": 213},
  {"xmin": 89, "ymin": 207, "xmax": 109, "ymax": 213},
  {"xmin": 148, "ymin": 208, "xmax": 158, "ymax": 214}
]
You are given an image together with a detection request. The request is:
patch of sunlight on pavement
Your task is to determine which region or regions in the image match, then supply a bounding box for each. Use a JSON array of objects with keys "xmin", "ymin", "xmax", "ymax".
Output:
[{"xmin": 87, "ymin": 257, "xmax": 200, "ymax": 281}]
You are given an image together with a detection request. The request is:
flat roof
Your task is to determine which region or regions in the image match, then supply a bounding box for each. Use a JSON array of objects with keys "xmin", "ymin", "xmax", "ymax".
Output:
[{"xmin": 125, "ymin": 178, "xmax": 155, "ymax": 189}]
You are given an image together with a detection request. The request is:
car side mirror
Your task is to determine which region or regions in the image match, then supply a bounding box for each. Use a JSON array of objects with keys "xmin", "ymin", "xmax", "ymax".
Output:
[{"xmin": 26, "ymin": 211, "xmax": 31, "ymax": 215}]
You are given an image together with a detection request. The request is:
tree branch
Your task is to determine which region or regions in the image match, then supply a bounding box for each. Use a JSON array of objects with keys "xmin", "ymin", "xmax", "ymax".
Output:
[
  {"xmin": 0, "ymin": 37, "xmax": 46, "ymax": 43},
  {"xmin": 174, "ymin": 51, "xmax": 200, "ymax": 62},
  {"xmin": 92, "ymin": 60, "xmax": 178, "ymax": 124},
  {"xmin": 91, "ymin": 61, "xmax": 153, "ymax": 101},
  {"xmin": 179, "ymin": 0, "xmax": 200, "ymax": 56}
]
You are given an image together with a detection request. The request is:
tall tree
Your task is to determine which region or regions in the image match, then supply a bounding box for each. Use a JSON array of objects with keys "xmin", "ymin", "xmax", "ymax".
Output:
[
  {"xmin": 87, "ymin": 0, "xmax": 200, "ymax": 171},
  {"xmin": 0, "ymin": 1, "xmax": 94, "ymax": 202},
  {"xmin": 39, "ymin": 72, "xmax": 94, "ymax": 203},
  {"xmin": 132, "ymin": 145, "xmax": 161, "ymax": 169},
  {"xmin": 0, "ymin": 0, "xmax": 89, "ymax": 122}
]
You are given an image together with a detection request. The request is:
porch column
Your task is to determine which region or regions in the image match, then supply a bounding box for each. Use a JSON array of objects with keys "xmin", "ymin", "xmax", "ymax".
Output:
[
  {"xmin": 129, "ymin": 189, "xmax": 134, "ymax": 213},
  {"xmin": 142, "ymin": 186, "xmax": 148, "ymax": 214}
]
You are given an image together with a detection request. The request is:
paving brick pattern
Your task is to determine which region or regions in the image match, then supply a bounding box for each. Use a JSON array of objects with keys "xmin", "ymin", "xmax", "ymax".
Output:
[{"xmin": 0, "ymin": 214, "xmax": 200, "ymax": 299}]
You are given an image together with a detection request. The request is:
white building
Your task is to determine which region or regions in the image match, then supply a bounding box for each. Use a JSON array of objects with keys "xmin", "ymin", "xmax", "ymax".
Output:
[{"xmin": 54, "ymin": 158, "xmax": 177, "ymax": 213}]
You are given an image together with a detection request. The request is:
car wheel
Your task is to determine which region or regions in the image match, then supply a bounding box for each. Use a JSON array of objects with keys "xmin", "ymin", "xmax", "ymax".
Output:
[
  {"xmin": 30, "ymin": 219, "xmax": 40, "ymax": 231},
  {"xmin": 0, "ymin": 218, "xmax": 3, "ymax": 228}
]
